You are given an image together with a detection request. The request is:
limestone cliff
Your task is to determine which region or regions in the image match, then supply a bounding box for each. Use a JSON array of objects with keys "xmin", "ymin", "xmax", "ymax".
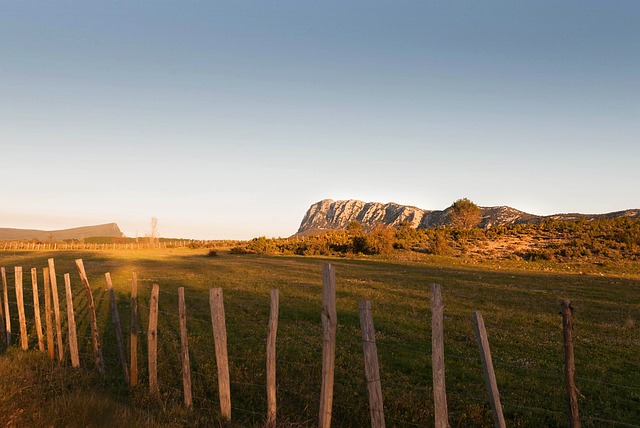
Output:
[{"xmin": 297, "ymin": 199, "xmax": 640, "ymax": 235}]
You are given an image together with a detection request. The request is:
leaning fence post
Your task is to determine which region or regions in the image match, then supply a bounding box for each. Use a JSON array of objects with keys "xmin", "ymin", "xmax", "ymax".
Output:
[
  {"xmin": 48, "ymin": 259, "xmax": 65, "ymax": 362},
  {"xmin": 266, "ymin": 289, "xmax": 279, "ymax": 428},
  {"xmin": 210, "ymin": 288, "xmax": 231, "ymax": 420},
  {"xmin": 561, "ymin": 299, "xmax": 581, "ymax": 428},
  {"xmin": 472, "ymin": 311, "xmax": 505, "ymax": 428},
  {"xmin": 2, "ymin": 267, "xmax": 11, "ymax": 346},
  {"xmin": 75, "ymin": 259, "xmax": 105, "ymax": 374},
  {"xmin": 0, "ymin": 269, "xmax": 6, "ymax": 349},
  {"xmin": 43, "ymin": 268, "xmax": 55, "ymax": 359},
  {"xmin": 148, "ymin": 284, "xmax": 160, "ymax": 397},
  {"xmin": 106, "ymin": 273, "xmax": 129, "ymax": 385},
  {"xmin": 359, "ymin": 300, "xmax": 385, "ymax": 428},
  {"xmin": 130, "ymin": 272, "xmax": 139, "ymax": 387},
  {"xmin": 15, "ymin": 267, "xmax": 28, "ymax": 350},
  {"xmin": 178, "ymin": 287, "xmax": 193, "ymax": 408},
  {"xmin": 31, "ymin": 268, "xmax": 45, "ymax": 352},
  {"xmin": 64, "ymin": 274, "xmax": 80, "ymax": 368},
  {"xmin": 431, "ymin": 283, "xmax": 449, "ymax": 428},
  {"xmin": 319, "ymin": 263, "xmax": 337, "ymax": 428}
]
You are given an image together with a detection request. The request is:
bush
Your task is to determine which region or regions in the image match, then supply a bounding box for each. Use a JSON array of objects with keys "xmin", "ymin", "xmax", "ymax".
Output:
[
  {"xmin": 430, "ymin": 230, "xmax": 450, "ymax": 256},
  {"xmin": 521, "ymin": 249, "xmax": 555, "ymax": 262},
  {"xmin": 229, "ymin": 246, "xmax": 253, "ymax": 255},
  {"xmin": 364, "ymin": 225, "xmax": 395, "ymax": 255}
]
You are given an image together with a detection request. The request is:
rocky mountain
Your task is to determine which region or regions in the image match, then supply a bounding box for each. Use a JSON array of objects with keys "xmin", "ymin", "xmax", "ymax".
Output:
[
  {"xmin": 296, "ymin": 199, "xmax": 640, "ymax": 235},
  {"xmin": 0, "ymin": 223, "xmax": 124, "ymax": 241}
]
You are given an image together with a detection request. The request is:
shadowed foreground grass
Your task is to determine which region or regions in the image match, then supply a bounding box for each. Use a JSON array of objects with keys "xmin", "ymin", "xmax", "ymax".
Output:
[{"xmin": 0, "ymin": 248, "xmax": 639, "ymax": 427}]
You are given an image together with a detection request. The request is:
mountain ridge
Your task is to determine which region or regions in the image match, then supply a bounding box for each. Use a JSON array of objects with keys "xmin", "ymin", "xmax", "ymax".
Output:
[
  {"xmin": 296, "ymin": 199, "xmax": 640, "ymax": 235},
  {"xmin": 0, "ymin": 223, "xmax": 124, "ymax": 241}
]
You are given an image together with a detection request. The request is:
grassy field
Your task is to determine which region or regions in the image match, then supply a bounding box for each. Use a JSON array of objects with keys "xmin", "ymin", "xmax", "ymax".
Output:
[{"xmin": 0, "ymin": 248, "xmax": 639, "ymax": 427}]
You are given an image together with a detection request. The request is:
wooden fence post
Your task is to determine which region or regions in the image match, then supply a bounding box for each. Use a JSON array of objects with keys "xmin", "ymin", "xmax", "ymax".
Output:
[
  {"xmin": 210, "ymin": 288, "xmax": 231, "ymax": 421},
  {"xmin": 2, "ymin": 267, "xmax": 11, "ymax": 346},
  {"xmin": 148, "ymin": 284, "xmax": 160, "ymax": 397},
  {"xmin": 130, "ymin": 272, "xmax": 139, "ymax": 387},
  {"xmin": 359, "ymin": 300, "xmax": 385, "ymax": 428},
  {"xmin": 31, "ymin": 268, "xmax": 45, "ymax": 352},
  {"xmin": 75, "ymin": 259, "xmax": 105, "ymax": 374},
  {"xmin": 43, "ymin": 268, "xmax": 55, "ymax": 359},
  {"xmin": 15, "ymin": 267, "xmax": 28, "ymax": 350},
  {"xmin": 0, "ymin": 277, "xmax": 4, "ymax": 350},
  {"xmin": 178, "ymin": 287, "xmax": 193, "ymax": 408},
  {"xmin": 48, "ymin": 259, "xmax": 65, "ymax": 362},
  {"xmin": 266, "ymin": 289, "xmax": 279, "ymax": 428},
  {"xmin": 106, "ymin": 273, "xmax": 129, "ymax": 385},
  {"xmin": 64, "ymin": 274, "xmax": 80, "ymax": 368},
  {"xmin": 561, "ymin": 299, "xmax": 581, "ymax": 428},
  {"xmin": 319, "ymin": 263, "xmax": 337, "ymax": 428},
  {"xmin": 472, "ymin": 311, "xmax": 506, "ymax": 428},
  {"xmin": 431, "ymin": 284, "xmax": 449, "ymax": 428}
]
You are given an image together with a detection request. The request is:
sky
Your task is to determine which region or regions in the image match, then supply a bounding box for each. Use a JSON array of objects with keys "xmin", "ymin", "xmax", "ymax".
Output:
[{"xmin": 1, "ymin": 1, "xmax": 639, "ymax": 240}]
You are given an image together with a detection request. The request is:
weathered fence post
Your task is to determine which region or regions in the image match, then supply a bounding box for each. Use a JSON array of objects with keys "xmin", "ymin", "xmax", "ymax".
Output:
[
  {"xmin": 431, "ymin": 283, "xmax": 449, "ymax": 428},
  {"xmin": 319, "ymin": 263, "xmax": 337, "ymax": 428},
  {"xmin": 130, "ymin": 272, "xmax": 139, "ymax": 387},
  {"xmin": 0, "ymin": 269, "xmax": 5, "ymax": 349},
  {"xmin": 64, "ymin": 274, "xmax": 80, "ymax": 368},
  {"xmin": 148, "ymin": 284, "xmax": 160, "ymax": 397},
  {"xmin": 266, "ymin": 289, "xmax": 279, "ymax": 428},
  {"xmin": 472, "ymin": 311, "xmax": 506, "ymax": 428},
  {"xmin": 75, "ymin": 259, "xmax": 105, "ymax": 374},
  {"xmin": 178, "ymin": 287, "xmax": 193, "ymax": 408},
  {"xmin": 48, "ymin": 259, "xmax": 65, "ymax": 362},
  {"xmin": 15, "ymin": 267, "xmax": 28, "ymax": 350},
  {"xmin": 31, "ymin": 268, "xmax": 45, "ymax": 352},
  {"xmin": 561, "ymin": 299, "xmax": 581, "ymax": 428},
  {"xmin": 106, "ymin": 273, "xmax": 129, "ymax": 385},
  {"xmin": 2, "ymin": 267, "xmax": 11, "ymax": 346},
  {"xmin": 359, "ymin": 300, "xmax": 385, "ymax": 428},
  {"xmin": 43, "ymin": 268, "xmax": 55, "ymax": 359},
  {"xmin": 210, "ymin": 288, "xmax": 231, "ymax": 420}
]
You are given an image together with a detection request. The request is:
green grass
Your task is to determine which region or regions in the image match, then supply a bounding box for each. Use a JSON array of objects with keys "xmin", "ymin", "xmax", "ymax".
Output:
[{"xmin": 0, "ymin": 248, "xmax": 639, "ymax": 427}]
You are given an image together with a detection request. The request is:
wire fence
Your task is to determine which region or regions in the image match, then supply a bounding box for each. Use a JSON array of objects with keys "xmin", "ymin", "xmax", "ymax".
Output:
[{"xmin": 0, "ymin": 240, "xmax": 214, "ymax": 251}]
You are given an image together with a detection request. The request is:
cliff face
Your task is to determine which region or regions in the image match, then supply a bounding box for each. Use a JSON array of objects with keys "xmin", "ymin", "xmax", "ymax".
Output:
[
  {"xmin": 0, "ymin": 223, "xmax": 124, "ymax": 241},
  {"xmin": 298, "ymin": 199, "xmax": 428, "ymax": 233},
  {"xmin": 297, "ymin": 199, "xmax": 640, "ymax": 235}
]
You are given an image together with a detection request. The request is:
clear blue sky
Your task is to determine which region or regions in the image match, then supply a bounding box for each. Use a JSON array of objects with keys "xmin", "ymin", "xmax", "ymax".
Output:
[{"xmin": 1, "ymin": 1, "xmax": 639, "ymax": 239}]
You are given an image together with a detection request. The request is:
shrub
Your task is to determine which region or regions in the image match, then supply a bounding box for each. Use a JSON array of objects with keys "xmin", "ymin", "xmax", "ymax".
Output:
[
  {"xmin": 229, "ymin": 246, "xmax": 253, "ymax": 255},
  {"xmin": 430, "ymin": 230, "xmax": 450, "ymax": 256}
]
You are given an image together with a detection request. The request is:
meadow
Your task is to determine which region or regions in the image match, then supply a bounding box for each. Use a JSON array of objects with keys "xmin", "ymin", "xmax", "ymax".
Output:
[{"xmin": 0, "ymin": 248, "xmax": 639, "ymax": 427}]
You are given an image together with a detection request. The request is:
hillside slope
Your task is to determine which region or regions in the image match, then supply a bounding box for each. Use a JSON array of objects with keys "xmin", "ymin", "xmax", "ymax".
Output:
[{"xmin": 0, "ymin": 223, "xmax": 124, "ymax": 241}]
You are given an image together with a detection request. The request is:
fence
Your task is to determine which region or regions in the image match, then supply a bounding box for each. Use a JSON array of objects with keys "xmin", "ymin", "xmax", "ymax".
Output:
[
  {"xmin": 0, "ymin": 258, "xmax": 638, "ymax": 427},
  {"xmin": 0, "ymin": 240, "xmax": 215, "ymax": 251}
]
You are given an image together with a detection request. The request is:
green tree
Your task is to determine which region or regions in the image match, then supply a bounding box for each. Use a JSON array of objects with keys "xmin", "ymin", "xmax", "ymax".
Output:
[
  {"xmin": 448, "ymin": 198, "xmax": 481, "ymax": 229},
  {"xmin": 364, "ymin": 225, "xmax": 395, "ymax": 255},
  {"xmin": 430, "ymin": 230, "xmax": 451, "ymax": 255}
]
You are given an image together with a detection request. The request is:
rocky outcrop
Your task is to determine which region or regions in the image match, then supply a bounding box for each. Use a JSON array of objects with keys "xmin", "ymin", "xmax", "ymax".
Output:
[
  {"xmin": 0, "ymin": 223, "xmax": 124, "ymax": 241},
  {"xmin": 296, "ymin": 199, "xmax": 640, "ymax": 235},
  {"xmin": 298, "ymin": 200, "xmax": 429, "ymax": 234}
]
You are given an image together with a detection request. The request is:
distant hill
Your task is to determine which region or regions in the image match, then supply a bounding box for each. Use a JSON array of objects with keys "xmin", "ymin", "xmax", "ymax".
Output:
[
  {"xmin": 296, "ymin": 199, "xmax": 640, "ymax": 235},
  {"xmin": 0, "ymin": 223, "xmax": 124, "ymax": 241}
]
